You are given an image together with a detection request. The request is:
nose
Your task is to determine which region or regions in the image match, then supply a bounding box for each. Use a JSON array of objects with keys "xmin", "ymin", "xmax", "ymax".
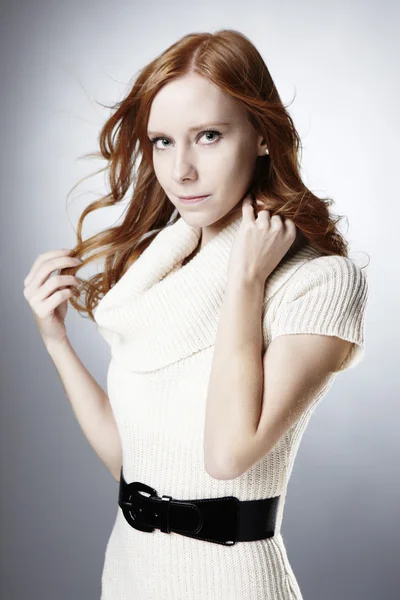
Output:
[{"xmin": 171, "ymin": 146, "xmax": 197, "ymax": 182}]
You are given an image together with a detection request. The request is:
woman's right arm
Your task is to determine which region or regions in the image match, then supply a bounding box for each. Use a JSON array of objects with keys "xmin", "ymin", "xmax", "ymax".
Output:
[
  {"xmin": 24, "ymin": 248, "xmax": 122, "ymax": 483},
  {"xmin": 45, "ymin": 337, "xmax": 122, "ymax": 482}
]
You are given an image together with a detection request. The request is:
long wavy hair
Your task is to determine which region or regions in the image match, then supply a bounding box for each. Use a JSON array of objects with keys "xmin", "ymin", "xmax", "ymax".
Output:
[{"xmin": 64, "ymin": 29, "xmax": 368, "ymax": 320}]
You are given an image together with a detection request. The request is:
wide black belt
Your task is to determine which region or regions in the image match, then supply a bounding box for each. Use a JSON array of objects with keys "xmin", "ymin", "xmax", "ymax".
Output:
[{"xmin": 118, "ymin": 467, "xmax": 280, "ymax": 546}]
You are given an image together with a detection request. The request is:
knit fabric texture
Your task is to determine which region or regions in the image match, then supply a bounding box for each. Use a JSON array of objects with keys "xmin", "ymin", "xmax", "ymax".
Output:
[{"xmin": 94, "ymin": 211, "xmax": 369, "ymax": 599}]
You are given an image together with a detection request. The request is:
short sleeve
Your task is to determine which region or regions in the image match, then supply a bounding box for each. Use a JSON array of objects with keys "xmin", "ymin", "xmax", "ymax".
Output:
[
  {"xmin": 94, "ymin": 300, "xmax": 119, "ymax": 348},
  {"xmin": 269, "ymin": 256, "xmax": 369, "ymax": 372},
  {"xmin": 96, "ymin": 322, "xmax": 118, "ymax": 347}
]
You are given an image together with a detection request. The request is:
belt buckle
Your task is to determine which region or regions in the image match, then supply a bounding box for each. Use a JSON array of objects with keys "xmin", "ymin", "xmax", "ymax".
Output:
[{"xmin": 119, "ymin": 481, "xmax": 173, "ymax": 534}]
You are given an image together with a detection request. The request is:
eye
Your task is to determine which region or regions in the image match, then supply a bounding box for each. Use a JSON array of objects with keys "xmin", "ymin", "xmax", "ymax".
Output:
[{"xmin": 148, "ymin": 129, "xmax": 222, "ymax": 151}]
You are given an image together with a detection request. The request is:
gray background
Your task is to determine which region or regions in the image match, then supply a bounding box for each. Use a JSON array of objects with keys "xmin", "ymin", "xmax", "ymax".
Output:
[{"xmin": 1, "ymin": 0, "xmax": 398, "ymax": 598}]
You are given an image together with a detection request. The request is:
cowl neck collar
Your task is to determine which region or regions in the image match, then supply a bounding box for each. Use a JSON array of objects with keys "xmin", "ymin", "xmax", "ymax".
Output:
[{"xmin": 94, "ymin": 212, "xmax": 321, "ymax": 372}]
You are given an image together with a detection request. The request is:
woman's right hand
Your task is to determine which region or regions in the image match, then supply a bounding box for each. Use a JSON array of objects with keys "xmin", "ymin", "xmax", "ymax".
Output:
[{"xmin": 23, "ymin": 249, "xmax": 83, "ymax": 347}]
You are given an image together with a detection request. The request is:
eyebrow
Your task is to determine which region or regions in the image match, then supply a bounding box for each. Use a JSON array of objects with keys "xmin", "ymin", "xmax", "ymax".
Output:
[{"xmin": 147, "ymin": 122, "xmax": 230, "ymax": 136}]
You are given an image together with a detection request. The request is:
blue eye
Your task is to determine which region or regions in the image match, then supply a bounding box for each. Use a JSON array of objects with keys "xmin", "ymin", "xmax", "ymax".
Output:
[{"xmin": 148, "ymin": 128, "xmax": 222, "ymax": 151}]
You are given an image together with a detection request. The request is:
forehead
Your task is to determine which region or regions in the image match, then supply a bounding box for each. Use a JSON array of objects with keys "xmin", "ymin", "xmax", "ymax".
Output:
[{"xmin": 147, "ymin": 75, "xmax": 243, "ymax": 131}]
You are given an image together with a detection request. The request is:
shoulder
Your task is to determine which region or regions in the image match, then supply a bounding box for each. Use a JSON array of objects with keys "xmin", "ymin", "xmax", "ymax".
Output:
[
  {"xmin": 300, "ymin": 253, "xmax": 366, "ymax": 277},
  {"xmin": 284, "ymin": 254, "xmax": 368, "ymax": 301},
  {"xmin": 263, "ymin": 252, "xmax": 369, "ymax": 350}
]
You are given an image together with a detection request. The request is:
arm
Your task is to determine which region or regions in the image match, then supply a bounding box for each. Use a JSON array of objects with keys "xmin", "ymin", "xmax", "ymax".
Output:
[
  {"xmin": 203, "ymin": 276, "xmax": 354, "ymax": 480},
  {"xmin": 46, "ymin": 337, "xmax": 122, "ymax": 482},
  {"xmin": 203, "ymin": 277, "xmax": 265, "ymax": 478}
]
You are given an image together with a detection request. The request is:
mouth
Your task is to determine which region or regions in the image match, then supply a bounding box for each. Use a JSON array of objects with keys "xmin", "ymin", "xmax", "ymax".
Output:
[{"xmin": 178, "ymin": 194, "xmax": 211, "ymax": 204}]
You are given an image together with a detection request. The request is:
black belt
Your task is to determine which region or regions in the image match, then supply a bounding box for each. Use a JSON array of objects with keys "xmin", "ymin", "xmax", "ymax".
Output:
[{"xmin": 118, "ymin": 467, "xmax": 280, "ymax": 546}]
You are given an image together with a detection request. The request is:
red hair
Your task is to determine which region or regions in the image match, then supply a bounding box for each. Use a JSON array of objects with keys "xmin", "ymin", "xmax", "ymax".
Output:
[{"xmin": 64, "ymin": 29, "xmax": 368, "ymax": 319}]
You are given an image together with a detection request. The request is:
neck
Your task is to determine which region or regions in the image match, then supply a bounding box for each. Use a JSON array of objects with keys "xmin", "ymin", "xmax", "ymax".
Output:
[{"xmin": 199, "ymin": 205, "xmax": 243, "ymax": 249}]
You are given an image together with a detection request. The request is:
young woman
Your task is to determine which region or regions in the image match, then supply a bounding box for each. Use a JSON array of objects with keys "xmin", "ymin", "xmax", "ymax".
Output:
[{"xmin": 24, "ymin": 29, "xmax": 369, "ymax": 600}]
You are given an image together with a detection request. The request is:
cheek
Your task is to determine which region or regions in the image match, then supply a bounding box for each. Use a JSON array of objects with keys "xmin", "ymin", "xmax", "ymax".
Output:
[
  {"xmin": 219, "ymin": 149, "xmax": 256, "ymax": 186},
  {"xmin": 205, "ymin": 146, "xmax": 242, "ymax": 178},
  {"xmin": 152, "ymin": 161, "xmax": 169, "ymax": 187}
]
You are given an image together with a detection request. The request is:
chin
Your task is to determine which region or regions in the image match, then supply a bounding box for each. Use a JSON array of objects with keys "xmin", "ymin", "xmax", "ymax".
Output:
[{"xmin": 178, "ymin": 212, "xmax": 206, "ymax": 227}]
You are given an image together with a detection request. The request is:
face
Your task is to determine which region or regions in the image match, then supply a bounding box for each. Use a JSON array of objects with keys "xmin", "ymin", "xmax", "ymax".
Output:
[{"xmin": 146, "ymin": 72, "xmax": 267, "ymax": 244}]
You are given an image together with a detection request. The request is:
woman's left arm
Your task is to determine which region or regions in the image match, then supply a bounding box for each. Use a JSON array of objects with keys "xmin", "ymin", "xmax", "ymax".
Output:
[{"xmin": 203, "ymin": 275, "xmax": 353, "ymax": 480}]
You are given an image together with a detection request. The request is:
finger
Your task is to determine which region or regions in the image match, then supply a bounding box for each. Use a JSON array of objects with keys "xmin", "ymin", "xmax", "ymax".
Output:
[
  {"xmin": 25, "ymin": 255, "xmax": 82, "ymax": 290},
  {"xmin": 284, "ymin": 217, "xmax": 297, "ymax": 238},
  {"xmin": 35, "ymin": 274, "xmax": 81, "ymax": 303},
  {"xmin": 256, "ymin": 208, "xmax": 270, "ymax": 222},
  {"xmin": 242, "ymin": 193, "xmax": 256, "ymax": 220},
  {"xmin": 34, "ymin": 288, "xmax": 76, "ymax": 319},
  {"xmin": 24, "ymin": 249, "xmax": 73, "ymax": 286}
]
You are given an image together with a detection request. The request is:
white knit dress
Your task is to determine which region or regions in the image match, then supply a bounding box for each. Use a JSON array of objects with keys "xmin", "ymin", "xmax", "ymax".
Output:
[{"xmin": 94, "ymin": 212, "xmax": 369, "ymax": 600}]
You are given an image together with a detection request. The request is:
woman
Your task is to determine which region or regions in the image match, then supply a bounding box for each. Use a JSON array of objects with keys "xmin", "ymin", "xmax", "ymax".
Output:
[{"xmin": 24, "ymin": 29, "xmax": 369, "ymax": 599}]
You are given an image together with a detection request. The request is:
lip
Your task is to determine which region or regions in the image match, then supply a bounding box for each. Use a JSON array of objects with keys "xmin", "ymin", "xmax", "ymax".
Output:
[{"xmin": 178, "ymin": 194, "xmax": 211, "ymax": 204}]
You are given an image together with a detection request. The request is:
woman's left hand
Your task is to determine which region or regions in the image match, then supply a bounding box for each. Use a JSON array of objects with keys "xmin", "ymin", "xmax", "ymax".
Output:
[{"xmin": 227, "ymin": 193, "xmax": 297, "ymax": 285}]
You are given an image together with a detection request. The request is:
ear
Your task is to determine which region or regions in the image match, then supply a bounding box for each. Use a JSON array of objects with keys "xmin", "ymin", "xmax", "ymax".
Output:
[{"xmin": 256, "ymin": 135, "xmax": 269, "ymax": 157}]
